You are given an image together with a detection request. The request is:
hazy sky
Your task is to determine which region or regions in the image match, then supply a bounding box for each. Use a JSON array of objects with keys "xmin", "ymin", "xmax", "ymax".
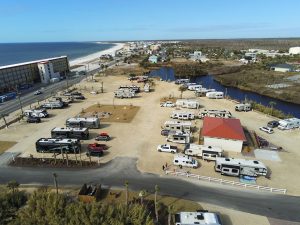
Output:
[{"xmin": 1, "ymin": 0, "xmax": 300, "ymax": 42}]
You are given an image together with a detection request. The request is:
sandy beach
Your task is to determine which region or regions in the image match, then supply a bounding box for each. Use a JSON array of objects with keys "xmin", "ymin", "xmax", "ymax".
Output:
[{"xmin": 69, "ymin": 42, "xmax": 124, "ymax": 66}]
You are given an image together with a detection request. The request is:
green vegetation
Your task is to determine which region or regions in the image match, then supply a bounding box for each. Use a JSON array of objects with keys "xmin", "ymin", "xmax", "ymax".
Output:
[{"xmin": 249, "ymin": 101, "xmax": 291, "ymax": 119}]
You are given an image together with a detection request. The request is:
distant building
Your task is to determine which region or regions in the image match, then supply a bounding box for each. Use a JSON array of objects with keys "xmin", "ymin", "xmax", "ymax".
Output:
[
  {"xmin": 0, "ymin": 56, "xmax": 69, "ymax": 94},
  {"xmin": 190, "ymin": 51, "xmax": 209, "ymax": 62},
  {"xmin": 270, "ymin": 64, "xmax": 294, "ymax": 72},
  {"xmin": 149, "ymin": 55, "xmax": 158, "ymax": 64},
  {"xmin": 289, "ymin": 47, "xmax": 300, "ymax": 55},
  {"xmin": 201, "ymin": 117, "xmax": 246, "ymax": 152},
  {"xmin": 175, "ymin": 211, "xmax": 222, "ymax": 225}
]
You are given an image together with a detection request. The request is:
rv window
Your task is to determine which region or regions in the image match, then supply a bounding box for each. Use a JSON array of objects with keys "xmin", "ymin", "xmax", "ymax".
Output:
[
  {"xmin": 223, "ymin": 168, "xmax": 229, "ymax": 172},
  {"xmin": 203, "ymin": 154, "xmax": 209, "ymax": 157},
  {"xmin": 217, "ymin": 165, "xmax": 221, "ymax": 169},
  {"xmin": 232, "ymin": 169, "xmax": 238, "ymax": 173},
  {"xmin": 254, "ymin": 168, "xmax": 259, "ymax": 171},
  {"xmin": 175, "ymin": 160, "xmax": 178, "ymax": 163}
]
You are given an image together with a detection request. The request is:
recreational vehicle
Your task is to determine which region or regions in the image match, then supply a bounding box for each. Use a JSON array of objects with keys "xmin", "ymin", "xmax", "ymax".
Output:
[
  {"xmin": 176, "ymin": 99, "xmax": 200, "ymax": 109},
  {"xmin": 184, "ymin": 144, "xmax": 223, "ymax": 161},
  {"xmin": 195, "ymin": 88, "xmax": 216, "ymax": 97},
  {"xmin": 278, "ymin": 118, "xmax": 300, "ymax": 130},
  {"xmin": 66, "ymin": 117, "xmax": 100, "ymax": 129},
  {"xmin": 198, "ymin": 109, "xmax": 232, "ymax": 119},
  {"xmin": 167, "ymin": 131, "xmax": 191, "ymax": 144},
  {"xmin": 175, "ymin": 79, "xmax": 189, "ymax": 85},
  {"xmin": 175, "ymin": 211, "xmax": 222, "ymax": 225},
  {"xmin": 114, "ymin": 89, "xmax": 135, "ymax": 98},
  {"xmin": 163, "ymin": 121, "xmax": 192, "ymax": 133},
  {"xmin": 35, "ymin": 138, "xmax": 81, "ymax": 153},
  {"xmin": 215, "ymin": 158, "xmax": 267, "ymax": 177},
  {"xmin": 51, "ymin": 127, "xmax": 89, "ymax": 140},
  {"xmin": 119, "ymin": 85, "xmax": 140, "ymax": 93},
  {"xmin": 173, "ymin": 154, "xmax": 198, "ymax": 168},
  {"xmin": 24, "ymin": 109, "xmax": 49, "ymax": 118},
  {"xmin": 235, "ymin": 103, "xmax": 251, "ymax": 112},
  {"xmin": 170, "ymin": 111, "xmax": 195, "ymax": 120},
  {"xmin": 42, "ymin": 101, "xmax": 64, "ymax": 109},
  {"xmin": 187, "ymin": 84, "xmax": 202, "ymax": 91},
  {"xmin": 206, "ymin": 92, "xmax": 224, "ymax": 99}
]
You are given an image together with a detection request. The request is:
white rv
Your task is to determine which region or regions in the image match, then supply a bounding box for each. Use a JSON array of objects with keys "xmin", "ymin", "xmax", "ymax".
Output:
[
  {"xmin": 167, "ymin": 131, "xmax": 191, "ymax": 144},
  {"xmin": 198, "ymin": 109, "xmax": 232, "ymax": 119},
  {"xmin": 173, "ymin": 154, "xmax": 198, "ymax": 168},
  {"xmin": 188, "ymin": 84, "xmax": 202, "ymax": 91},
  {"xmin": 175, "ymin": 211, "xmax": 222, "ymax": 225},
  {"xmin": 278, "ymin": 118, "xmax": 300, "ymax": 130},
  {"xmin": 66, "ymin": 117, "xmax": 100, "ymax": 129},
  {"xmin": 195, "ymin": 88, "xmax": 216, "ymax": 97},
  {"xmin": 184, "ymin": 144, "xmax": 223, "ymax": 161},
  {"xmin": 42, "ymin": 101, "xmax": 64, "ymax": 109},
  {"xmin": 114, "ymin": 89, "xmax": 135, "ymax": 98},
  {"xmin": 170, "ymin": 111, "xmax": 195, "ymax": 120},
  {"xmin": 175, "ymin": 79, "xmax": 189, "ymax": 85},
  {"xmin": 24, "ymin": 109, "xmax": 49, "ymax": 118},
  {"xmin": 215, "ymin": 158, "xmax": 267, "ymax": 177},
  {"xmin": 176, "ymin": 99, "xmax": 200, "ymax": 109},
  {"xmin": 164, "ymin": 121, "xmax": 192, "ymax": 133},
  {"xmin": 235, "ymin": 103, "xmax": 251, "ymax": 112},
  {"xmin": 206, "ymin": 91, "xmax": 224, "ymax": 99}
]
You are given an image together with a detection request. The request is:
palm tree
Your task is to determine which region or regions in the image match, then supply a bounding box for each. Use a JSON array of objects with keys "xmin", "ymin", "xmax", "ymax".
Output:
[
  {"xmin": 269, "ymin": 101, "xmax": 276, "ymax": 116},
  {"xmin": 154, "ymin": 185, "xmax": 159, "ymax": 222},
  {"xmin": 124, "ymin": 180, "xmax": 129, "ymax": 206},
  {"xmin": 7, "ymin": 180, "xmax": 20, "ymax": 193},
  {"xmin": 139, "ymin": 190, "xmax": 146, "ymax": 205},
  {"xmin": 53, "ymin": 173, "xmax": 58, "ymax": 195},
  {"xmin": 167, "ymin": 205, "xmax": 174, "ymax": 225},
  {"xmin": 178, "ymin": 85, "xmax": 187, "ymax": 99}
]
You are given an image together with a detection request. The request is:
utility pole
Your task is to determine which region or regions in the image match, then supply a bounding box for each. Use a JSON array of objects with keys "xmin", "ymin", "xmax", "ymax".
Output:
[{"xmin": 53, "ymin": 173, "xmax": 58, "ymax": 195}]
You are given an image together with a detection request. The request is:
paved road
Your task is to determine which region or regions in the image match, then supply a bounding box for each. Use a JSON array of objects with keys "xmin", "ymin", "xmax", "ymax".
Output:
[{"xmin": 0, "ymin": 157, "xmax": 299, "ymax": 222}]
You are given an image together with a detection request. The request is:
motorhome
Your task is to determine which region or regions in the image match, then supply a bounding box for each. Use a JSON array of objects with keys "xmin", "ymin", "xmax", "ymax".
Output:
[
  {"xmin": 278, "ymin": 118, "xmax": 300, "ymax": 130},
  {"xmin": 198, "ymin": 109, "xmax": 232, "ymax": 119},
  {"xmin": 163, "ymin": 121, "xmax": 192, "ymax": 133},
  {"xmin": 66, "ymin": 117, "xmax": 100, "ymax": 129},
  {"xmin": 215, "ymin": 158, "xmax": 267, "ymax": 177},
  {"xmin": 42, "ymin": 101, "xmax": 64, "ymax": 109},
  {"xmin": 35, "ymin": 138, "xmax": 81, "ymax": 153},
  {"xmin": 170, "ymin": 111, "xmax": 195, "ymax": 120},
  {"xmin": 173, "ymin": 154, "xmax": 198, "ymax": 168},
  {"xmin": 167, "ymin": 131, "xmax": 191, "ymax": 144},
  {"xmin": 175, "ymin": 211, "xmax": 222, "ymax": 225},
  {"xmin": 175, "ymin": 79, "xmax": 189, "ymax": 85},
  {"xmin": 176, "ymin": 99, "xmax": 200, "ymax": 109},
  {"xmin": 114, "ymin": 89, "xmax": 135, "ymax": 98},
  {"xmin": 206, "ymin": 92, "xmax": 224, "ymax": 99},
  {"xmin": 184, "ymin": 144, "xmax": 223, "ymax": 161},
  {"xmin": 51, "ymin": 127, "xmax": 89, "ymax": 140},
  {"xmin": 195, "ymin": 88, "xmax": 216, "ymax": 97},
  {"xmin": 24, "ymin": 109, "xmax": 49, "ymax": 118},
  {"xmin": 235, "ymin": 103, "xmax": 251, "ymax": 112},
  {"xmin": 187, "ymin": 84, "xmax": 202, "ymax": 91},
  {"xmin": 119, "ymin": 85, "xmax": 140, "ymax": 93}
]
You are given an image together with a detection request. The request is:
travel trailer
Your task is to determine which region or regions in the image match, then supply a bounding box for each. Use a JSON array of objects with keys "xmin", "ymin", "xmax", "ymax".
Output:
[
  {"xmin": 175, "ymin": 79, "xmax": 189, "ymax": 85},
  {"xmin": 114, "ymin": 89, "xmax": 135, "ymax": 98},
  {"xmin": 119, "ymin": 85, "xmax": 140, "ymax": 93},
  {"xmin": 167, "ymin": 131, "xmax": 191, "ymax": 144},
  {"xmin": 206, "ymin": 91, "xmax": 224, "ymax": 99},
  {"xmin": 176, "ymin": 99, "xmax": 200, "ymax": 109},
  {"xmin": 173, "ymin": 154, "xmax": 198, "ymax": 168},
  {"xmin": 66, "ymin": 117, "xmax": 100, "ymax": 129},
  {"xmin": 215, "ymin": 158, "xmax": 267, "ymax": 177},
  {"xmin": 170, "ymin": 111, "xmax": 195, "ymax": 120},
  {"xmin": 163, "ymin": 121, "xmax": 192, "ymax": 133},
  {"xmin": 195, "ymin": 88, "xmax": 216, "ymax": 97},
  {"xmin": 36, "ymin": 138, "xmax": 81, "ymax": 153},
  {"xmin": 184, "ymin": 144, "xmax": 223, "ymax": 161},
  {"xmin": 187, "ymin": 84, "xmax": 202, "ymax": 91},
  {"xmin": 235, "ymin": 103, "xmax": 252, "ymax": 112},
  {"xmin": 198, "ymin": 109, "xmax": 232, "ymax": 119},
  {"xmin": 278, "ymin": 118, "xmax": 300, "ymax": 130},
  {"xmin": 42, "ymin": 101, "xmax": 64, "ymax": 109},
  {"xmin": 51, "ymin": 127, "xmax": 89, "ymax": 140},
  {"xmin": 175, "ymin": 211, "xmax": 222, "ymax": 225},
  {"xmin": 24, "ymin": 109, "xmax": 49, "ymax": 118}
]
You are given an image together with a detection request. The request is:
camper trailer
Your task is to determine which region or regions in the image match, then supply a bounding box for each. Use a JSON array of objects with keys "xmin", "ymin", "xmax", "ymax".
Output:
[
  {"xmin": 163, "ymin": 121, "xmax": 192, "ymax": 133},
  {"xmin": 188, "ymin": 84, "xmax": 202, "ymax": 91},
  {"xmin": 41, "ymin": 101, "xmax": 64, "ymax": 109},
  {"xmin": 170, "ymin": 111, "xmax": 195, "ymax": 120},
  {"xmin": 66, "ymin": 117, "xmax": 100, "ymax": 129},
  {"xmin": 184, "ymin": 144, "xmax": 223, "ymax": 161},
  {"xmin": 198, "ymin": 109, "xmax": 232, "ymax": 119},
  {"xmin": 51, "ymin": 127, "xmax": 89, "ymax": 140},
  {"xmin": 175, "ymin": 211, "xmax": 222, "ymax": 225},
  {"xmin": 278, "ymin": 118, "xmax": 300, "ymax": 130},
  {"xmin": 235, "ymin": 103, "xmax": 252, "ymax": 112},
  {"xmin": 176, "ymin": 99, "xmax": 200, "ymax": 109},
  {"xmin": 215, "ymin": 158, "xmax": 267, "ymax": 177},
  {"xmin": 195, "ymin": 88, "xmax": 216, "ymax": 97},
  {"xmin": 114, "ymin": 89, "xmax": 135, "ymax": 98},
  {"xmin": 175, "ymin": 79, "xmax": 189, "ymax": 85},
  {"xmin": 173, "ymin": 154, "xmax": 198, "ymax": 168},
  {"xmin": 119, "ymin": 85, "xmax": 140, "ymax": 93},
  {"xmin": 206, "ymin": 92, "xmax": 224, "ymax": 99},
  {"xmin": 167, "ymin": 131, "xmax": 191, "ymax": 144},
  {"xmin": 24, "ymin": 109, "xmax": 49, "ymax": 118},
  {"xmin": 36, "ymin": 138, "xmax": 81, "ymax": 153}
]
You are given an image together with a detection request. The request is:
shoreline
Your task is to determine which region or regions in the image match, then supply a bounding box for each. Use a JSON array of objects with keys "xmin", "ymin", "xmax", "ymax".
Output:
[{"xmin": 69, "ymin": 42, "xmax": 125, "ymax": 66}]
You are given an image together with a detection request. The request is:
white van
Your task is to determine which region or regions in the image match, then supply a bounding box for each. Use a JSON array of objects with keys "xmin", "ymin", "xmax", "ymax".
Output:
[
  {"xmin": 173, "ymin": 154, "xmax": 198, "ymax": 168},
  {"xmin": 206, "ymin": 91, "xmax": 224, "ymax": 99}
]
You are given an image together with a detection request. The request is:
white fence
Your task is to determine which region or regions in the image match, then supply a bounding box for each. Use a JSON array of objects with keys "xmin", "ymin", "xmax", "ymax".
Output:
[{"xmin": 165, "ymin": 170, "xmax": 287, "ymax": 194}]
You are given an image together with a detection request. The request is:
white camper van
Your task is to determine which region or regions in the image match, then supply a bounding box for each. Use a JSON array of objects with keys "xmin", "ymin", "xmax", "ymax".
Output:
[
  {"xmin": 235, "ymin": 103, "xmax": 251, "ymax": 112},
  {"xmin": 195, "ymin": 88, "xmax": 216, "ymax": 97},
  {"xmin": 176, "ymin": 99, "xmax": 200, "ymax": 109},
  {"xmin": 164, "ymin": 121, "xmax": 192, "ymax": 133},
  {"xmin": 206, "ymin": 91, "xmax": 224, "ymax": 99},
  {"xmin": 188, "ymin": 84, "xmax": 202, "ymax": 91},
  {"xmin": 167, "ymin": 131, "xmax": 191, "ymax": 144},
  {"xmin": 184, "ymin": 144, "xmax": 223, "ymax": 161},
  {"xmin": 215, "ymin": 158, "xmax": 267, "ymax": 177},
  {"xmin": 173, "ymin": 154, "xmax": 198, "ymax": 168},
  {"xmin": 278, "ymin": 118, "xmax": 300, "ymax": 130},
  {"xmin": 198, "ymin": 109, "xmax": 232, "ymax": 119},
  {"xmin": 170, "ymin": 111, "xmax": 195, "ymax": 120}
]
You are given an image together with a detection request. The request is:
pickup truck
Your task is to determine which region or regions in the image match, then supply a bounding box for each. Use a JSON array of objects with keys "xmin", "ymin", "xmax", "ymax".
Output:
[
  {"xmin": 157, "ymin": 144, "xmax": 178, "ymax": 153},
  {"xmin": 87, "ymin": 143, "xmax": 108, "ymax": 151}
]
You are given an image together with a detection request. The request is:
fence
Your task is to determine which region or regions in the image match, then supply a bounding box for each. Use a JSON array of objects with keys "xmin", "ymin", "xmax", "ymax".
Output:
[{"xmin": 165, "ymin": 170, "xmax": 287, "ymax": 194}]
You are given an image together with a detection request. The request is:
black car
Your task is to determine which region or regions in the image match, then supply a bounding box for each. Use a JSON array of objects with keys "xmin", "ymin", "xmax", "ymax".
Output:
[
  {"xmin": 86, "ymin": 150, "xmax": 104, "ymax": 157},
  {"xmin": 267, "ymin": 120, "xmax": 279, "ymax": 128},
  {"xmin": 27, "ymin": 116, "xmax": 41, "ymax": 123}
]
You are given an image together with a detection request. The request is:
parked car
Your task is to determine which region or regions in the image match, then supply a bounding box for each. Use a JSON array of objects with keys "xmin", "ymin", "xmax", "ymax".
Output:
[
  {"xmin": 259, "ymin": 126, "xmax": 274, "ymax": 134},
  {"xmin": 87, "ymin": 143, "xmax": 108, "ymax": 151},
  {"xmin": 95, "ymin": 132, "xmax": 110, "ymax": 141},
  {"xmin": 34, "ymin": 90, "xmax": 42, "ymax": 95},
  {"xmin": 267, "ymin": 120, "xmax": 279, "ymax": 128},
  {"xmin": 27, "ymin": 116, "xmax": 41, "ymax": 123},
  {"xmin": 157, "ymin": 144, "xmax": 178, "ymax": 153},
  {"xmin": 160, "ymin": 101, "xmax": 175, "ymax": 107},
  {"xmin": 161, "ymin": 129, "xmax": 170, "ymax": 136},
  {"xmin": 73, "ymin": 95, "xmax": 85, "ymax": 100},
  {"xmin": 86, "ymin": 149, "xmax": 104, "ymax": 157}
]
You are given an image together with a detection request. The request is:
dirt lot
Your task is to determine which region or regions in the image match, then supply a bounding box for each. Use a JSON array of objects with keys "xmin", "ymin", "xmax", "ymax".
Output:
[{"xmin": 0, "ymin": 141, "xmax": 17, "ymax": 154}]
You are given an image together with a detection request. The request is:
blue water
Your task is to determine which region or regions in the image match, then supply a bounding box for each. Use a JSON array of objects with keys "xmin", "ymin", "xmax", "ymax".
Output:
[
  {"xmin": 149, "ymin": 67, "xmax": 300, "ymax": 118},
  {"xmin": 0, "ymin": 42, "xmax": 115, "ymax": 66}
]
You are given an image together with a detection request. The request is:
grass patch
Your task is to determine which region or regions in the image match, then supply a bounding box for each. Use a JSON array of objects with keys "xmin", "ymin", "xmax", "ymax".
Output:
[
  {"xmin": 160, "ymin": 96, "xmax": 178, "ymax": 103},
  {"xmin": 80, "ymin": 104, "xmax": 140, "ymax": 123},
  {"xmin": 0, "ymin": 141, "xmax": 17, "ymax": 154}
]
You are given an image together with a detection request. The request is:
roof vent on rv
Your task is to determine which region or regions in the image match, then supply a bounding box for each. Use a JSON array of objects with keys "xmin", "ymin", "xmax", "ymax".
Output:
[
  {"xmin": 225, "ymin": 158, "xmax": 230, "ymax": 161},
  {"xmin": 208, "ymin": 146, "xmax": 212, "ymax": 149},
  {"xmin": 253, "ymin": 161, "xmax": 259, "ymax": 164}
]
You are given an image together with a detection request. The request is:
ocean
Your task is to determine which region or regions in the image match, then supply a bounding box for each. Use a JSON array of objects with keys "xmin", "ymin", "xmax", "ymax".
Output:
[{"xmin": 0, "ymin": 42, "xmax": 115, "ymax": 66}]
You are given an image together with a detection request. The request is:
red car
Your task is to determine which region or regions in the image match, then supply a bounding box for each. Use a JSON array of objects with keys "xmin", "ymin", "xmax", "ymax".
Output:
[{"xmin": 87, "ymin": 143, "xmax": 108, "ymax": 151}]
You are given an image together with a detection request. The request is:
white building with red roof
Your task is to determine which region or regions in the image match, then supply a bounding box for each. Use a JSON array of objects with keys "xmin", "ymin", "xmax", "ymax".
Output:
[{"xmin": 201, "ymin": 117, "xmax": 246, "ymax": 152}]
